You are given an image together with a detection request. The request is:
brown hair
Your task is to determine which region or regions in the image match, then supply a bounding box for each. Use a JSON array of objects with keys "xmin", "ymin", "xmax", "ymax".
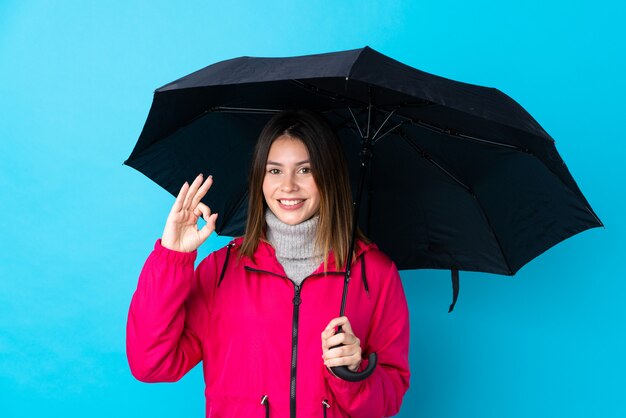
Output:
[{"xmin": 240, "ymin": 110, "xmax": 366, "ymax": 269}]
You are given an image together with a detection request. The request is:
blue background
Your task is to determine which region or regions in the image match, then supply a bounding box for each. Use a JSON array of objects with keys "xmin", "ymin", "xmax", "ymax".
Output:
[{"xmin": 1, "ymin": 1, "xmax": 623, "ymax": 417}]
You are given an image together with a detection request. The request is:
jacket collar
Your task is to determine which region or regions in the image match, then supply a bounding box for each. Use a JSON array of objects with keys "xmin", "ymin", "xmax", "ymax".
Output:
[{"xmin": 232, "ymin": 237, "xmax": 377, "ymax": 277}]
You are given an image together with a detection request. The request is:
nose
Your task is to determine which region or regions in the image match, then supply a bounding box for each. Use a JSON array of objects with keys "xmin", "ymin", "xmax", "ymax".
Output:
[{"xmin": 280, "ymin": 173, "xmax": 299, "ymax": 192}]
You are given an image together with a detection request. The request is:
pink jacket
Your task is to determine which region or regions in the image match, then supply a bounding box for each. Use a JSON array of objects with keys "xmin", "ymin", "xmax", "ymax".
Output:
[{"xmin": 127, "ymin": 238, "xmax": 410, "ymax": 417}]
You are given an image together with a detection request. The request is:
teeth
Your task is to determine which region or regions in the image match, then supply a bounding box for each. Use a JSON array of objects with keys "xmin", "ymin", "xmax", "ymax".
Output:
[{"xmin": 280, "ymin": 199, "xmax": 303, "ymax": 206}]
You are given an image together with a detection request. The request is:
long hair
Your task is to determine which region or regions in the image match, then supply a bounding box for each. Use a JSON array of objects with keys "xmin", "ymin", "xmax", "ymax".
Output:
[{"xmin": 240, "ymin": 110, "xmax": 366, "ymax": 269}]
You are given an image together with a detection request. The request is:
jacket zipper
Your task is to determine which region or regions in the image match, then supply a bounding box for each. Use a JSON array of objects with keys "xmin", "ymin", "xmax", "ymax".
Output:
[
  {"xmin": 290, "ymin": 283, "xmax": 301, "ymax": 418},
  {"xmin": 288, "ymin": 271, "xmax": 343, "ymax": 418},
  {"xmin": 244, "ymin": 266, "xmax": 344, "ymax": 418},
  {"xmin": 260, "ymin": 395, "xmax": 269, "ymax": 418},
  {"xmin": 322, "ymin": 399, "xmax": 330, "ymax": 418}
]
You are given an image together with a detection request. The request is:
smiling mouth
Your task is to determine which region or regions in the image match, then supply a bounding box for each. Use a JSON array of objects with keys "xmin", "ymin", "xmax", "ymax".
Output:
[{"xmin": 278, "ymin": 199, "xmax": 304, "ymax": 206}]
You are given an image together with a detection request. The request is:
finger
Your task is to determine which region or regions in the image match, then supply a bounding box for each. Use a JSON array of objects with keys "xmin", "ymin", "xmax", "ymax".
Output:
[
  {"xmin": 323, "ymin": 343, "xmax": 361, "ymax": 360},
  {"xmin": 324, "ymin": 352, "xmax": 361, "ymax": 368},
  {"xmin": 321, "ymin": 330, "xmax": 342, "ymax": 352},
  {"xmin": 198, "ymin": 212, "xmax": 218, "ymax": 243},
  {"xmin": 321, "ymin": 326, "xmax": 336, "ymax": 342},
  {"xmin": 324, "ymin": 316, "xmax": 353, "ymax": 334},
  {"xmin": 190, "ymin": 175, "xmax": 213, "ymax": 209},
  {"xmin": 324, "ymin": 316, "xmax": 346, "ymax": 332},
  {"xmin": 182, "ymin": 174, "xmax": 204, "ymax": 209},
  {"xmin": 324, "ymin": 351, "xmax": 362, "ymax": 368},
  {"xmin": 326, "ymin": 332, "xmax": 359, "ymax": 349},
  {"xmin": 340, "ymin": 317, "xmax": 354, "ymax": 334},
  {"xmin": 325, "ymin": 358, "xmax": 361, "ymax": 371},
  {"xmin": 321, "ymin": 316, "xmax": 352, "ymax": 348},
  {"xmin": 172, "ymin": 181, "xmax": 190, "ymax": 212},
  {"xmin": 194, "ymin": 203, "xmax": 212, "ymax": 239},
  {"xmin": 193, "ymin": 202, "xmax": 210, "ymax": 217}
]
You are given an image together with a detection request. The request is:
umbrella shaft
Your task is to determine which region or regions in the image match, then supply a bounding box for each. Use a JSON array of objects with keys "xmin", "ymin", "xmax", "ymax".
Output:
[{"xmin": 339, "ymin": 134, "xmax": 373, "ymax": 317}]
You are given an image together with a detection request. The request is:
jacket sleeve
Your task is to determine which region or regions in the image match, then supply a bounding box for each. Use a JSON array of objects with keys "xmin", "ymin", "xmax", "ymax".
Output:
[
  {"xmin": 126, "ymin": 239, "xmax": 213, "ymax": 382},
  {"xmin": 324, "ymin": 258, "xmax": 410, "ymax": 417}
]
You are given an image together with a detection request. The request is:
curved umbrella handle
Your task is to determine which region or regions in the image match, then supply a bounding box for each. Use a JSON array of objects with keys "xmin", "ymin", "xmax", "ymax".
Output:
[{"xmin": 330, "ymin": 352, "xmax": 377, "ymax": 382}]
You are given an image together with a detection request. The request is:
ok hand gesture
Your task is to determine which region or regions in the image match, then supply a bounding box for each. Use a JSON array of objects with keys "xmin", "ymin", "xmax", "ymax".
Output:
[{"xmin": 161, "ymin": 174, "xmax": 217, "ymax": 253}]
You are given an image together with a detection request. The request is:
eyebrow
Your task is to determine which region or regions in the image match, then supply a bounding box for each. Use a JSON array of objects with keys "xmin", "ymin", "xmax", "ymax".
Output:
[{"xmin": 266, "ymin": 160, "xmax": 310, "ymax": 166}]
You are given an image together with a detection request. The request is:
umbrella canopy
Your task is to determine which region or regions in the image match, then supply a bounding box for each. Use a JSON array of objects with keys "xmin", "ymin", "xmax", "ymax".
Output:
[{"xmin": 126, "ymin": 46, "xmax": 602, "ymax": 276}]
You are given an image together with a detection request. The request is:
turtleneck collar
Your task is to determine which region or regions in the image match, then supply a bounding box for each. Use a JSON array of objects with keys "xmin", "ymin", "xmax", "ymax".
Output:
[
  {"xmin": 265, "ymin": 209, "xmax": 321, "ymax": 259},
  {"xmin": 264, "ymin": 209, "xmax": 324, "ymax": 284}
]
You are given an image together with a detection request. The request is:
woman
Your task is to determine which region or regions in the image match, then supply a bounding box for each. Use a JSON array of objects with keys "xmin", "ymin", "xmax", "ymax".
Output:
[{"xmin": 126, "ymin": 110, "xmax": 410, "ymax": 417}]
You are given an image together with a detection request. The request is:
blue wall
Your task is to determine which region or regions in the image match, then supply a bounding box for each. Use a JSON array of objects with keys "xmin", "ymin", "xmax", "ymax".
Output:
[{"xmin": 1, "ymin": 1, "xmax": 623, "ymax": 416}]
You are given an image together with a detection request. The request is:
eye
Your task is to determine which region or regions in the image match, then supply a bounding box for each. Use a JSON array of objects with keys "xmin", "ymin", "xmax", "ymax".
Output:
[
  {"xmin": 267, "ymin": 168, "xmax": 281, "ymax": 175},
  {"xmin": 299, "ymin": 166, "xmax": 312, "ymax": 174}
]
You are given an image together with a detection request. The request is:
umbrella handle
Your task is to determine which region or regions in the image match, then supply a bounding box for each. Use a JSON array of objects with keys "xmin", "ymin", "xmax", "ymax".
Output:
[{"xmin": 330, "ymin": 352, "xmax": 377, "ymax": 382}]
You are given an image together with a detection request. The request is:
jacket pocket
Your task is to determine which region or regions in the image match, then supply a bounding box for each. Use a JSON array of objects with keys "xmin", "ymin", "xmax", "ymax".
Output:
[{"xmin": 206, "ymin": 394, "xmax": 265, "ymax": 417}]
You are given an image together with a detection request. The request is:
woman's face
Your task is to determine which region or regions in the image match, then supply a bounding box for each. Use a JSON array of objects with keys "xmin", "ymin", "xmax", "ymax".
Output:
[{"xmin": 263, "ymin": 135, "xmax": 320, "ymax": 225}]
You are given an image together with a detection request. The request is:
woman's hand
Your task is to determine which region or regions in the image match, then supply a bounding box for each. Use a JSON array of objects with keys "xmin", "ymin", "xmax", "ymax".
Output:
[
  {"xmin": 161, "ymin": 174, "xmax": 218, "ymax": 253},
  {"xmin": 321, "ymin": 316, "xmax": 362, "ymax": 372}
]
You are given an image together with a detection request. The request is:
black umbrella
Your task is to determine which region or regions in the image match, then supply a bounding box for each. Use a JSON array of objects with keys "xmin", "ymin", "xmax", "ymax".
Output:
[{"xmin": 125, "ymin": 46, "xmax": 602, "ymax": 380}]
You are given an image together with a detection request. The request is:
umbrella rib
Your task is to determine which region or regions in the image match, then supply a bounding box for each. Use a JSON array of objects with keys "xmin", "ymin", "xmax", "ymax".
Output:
[
  {"xmin": 289, "ymin": 80, "xmax": 355, "ymax": 104},
  {"xmin": 212, "ymin": 106, "xmax": 282, "ymax": 114},
  {"xmin": 398, "ymin": 115, "xmax": 603, "ymax": 227},
  {"xmin": 327, "ymin": 108, "xmax": 363, "ymax": 134},
  {"xmin": 347, "ymin": 106, "xmax": 365, "ymax": 138},
  {"xmin": 454, "ymin": 132, "xmax": 522, "ymax": 149},
  {"xmin": 398, "ymin": 131, "xmax": 471, "ymax": 192},
  {"xmin": 325, "ymin": 107, "xmax": 369, "ymax": 142},
  {"xmin": 343, "ymin": 105, "xmax": 525, "ymax": 151},
  {"xmin": 346, "ymin": 105, "xmax": 400, "ymax": 142},
  {"xmin": 372, "ymin": 122, "xmax": 406, "ymax": 145},
  {"xmin": 398, "ymin": 130, "xmax": 514, "ymax": 274},
  {"xmin": 371, "ymin": 109, "xmax": 398, "ymax": 141},
  {"xmin": 289, "ymin": 79, "xmax": 435, "ymax": 113},
  {"xmin": 398, "ymin": 116, "xmax": 523, "ymax": 150}
]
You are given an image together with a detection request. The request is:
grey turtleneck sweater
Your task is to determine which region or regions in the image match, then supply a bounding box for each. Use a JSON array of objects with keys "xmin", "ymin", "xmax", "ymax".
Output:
[{"xmin": 265, "ymin": 210, "xmax": 322, "ymax": 285}]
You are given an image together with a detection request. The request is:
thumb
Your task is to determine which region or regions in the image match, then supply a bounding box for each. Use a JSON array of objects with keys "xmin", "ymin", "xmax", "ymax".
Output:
[{"xmin": 198, "ymin": 208, "xmax": 218, "ymax": 243}]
